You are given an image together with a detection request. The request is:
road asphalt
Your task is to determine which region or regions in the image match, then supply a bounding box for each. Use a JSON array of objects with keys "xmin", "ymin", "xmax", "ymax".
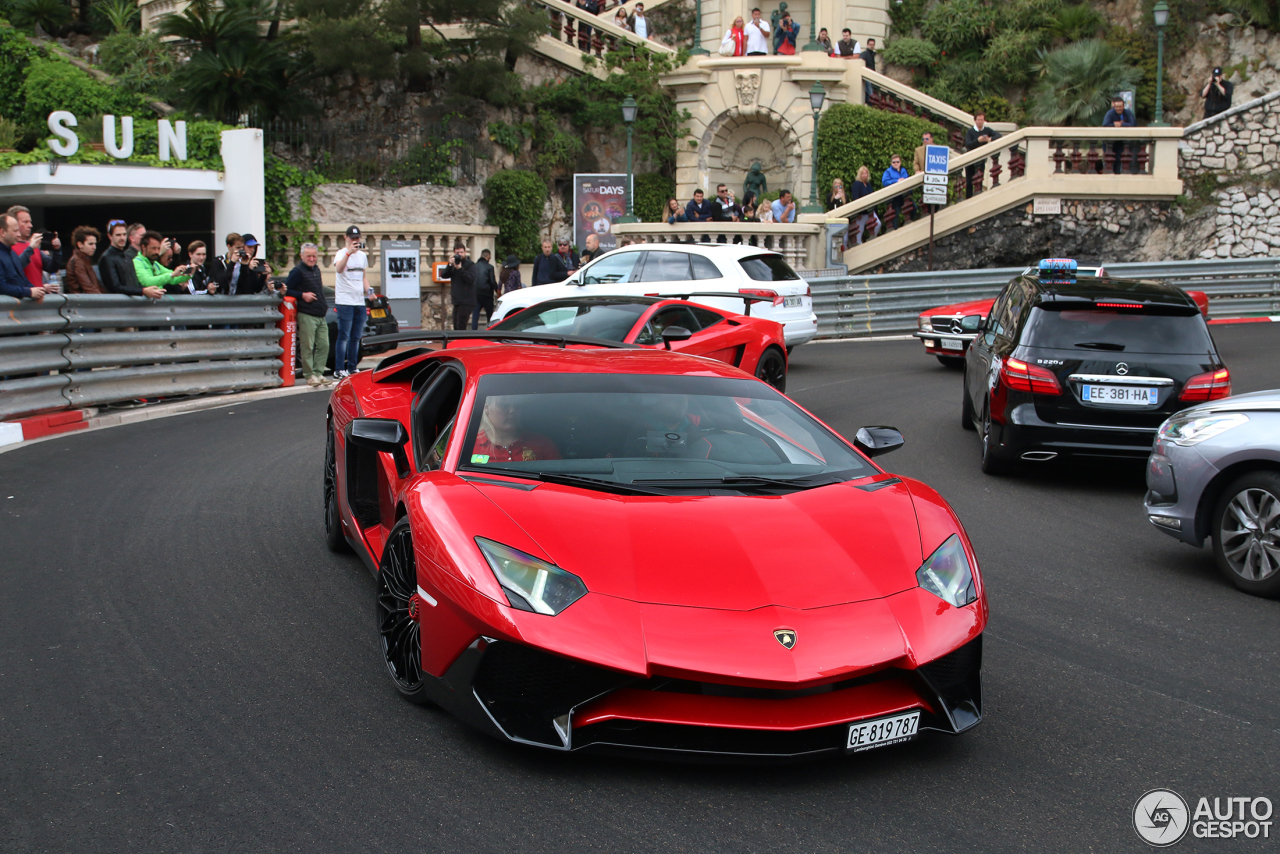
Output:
[{"xmin": 2, "ymin": 323, "xmax": 1277, "ymax": 853}]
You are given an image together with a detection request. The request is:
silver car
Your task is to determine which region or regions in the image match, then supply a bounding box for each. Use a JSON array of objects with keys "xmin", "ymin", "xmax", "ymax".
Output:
[{"xmin": 1145, "ymin": 389, "xmax": 1280, "ymax": 597}]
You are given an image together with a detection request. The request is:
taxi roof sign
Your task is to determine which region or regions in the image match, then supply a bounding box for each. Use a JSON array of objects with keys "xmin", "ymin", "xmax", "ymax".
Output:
[{"xmin": 1038, "ymin": 258, "xmax": 1077, "ymax": 284}]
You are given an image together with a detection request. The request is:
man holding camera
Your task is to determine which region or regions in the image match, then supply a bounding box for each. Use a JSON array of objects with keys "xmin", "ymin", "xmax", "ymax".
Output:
[
  {"xmin": 210, "ymin": 232, "xmax": 270, "ymax": 296},
  {"xmin": 441, "ymin": 240, "xmax": 476, "ymax": 331},
  {"xmin": 1203, "ymin": 67, "xmax": 1233, "ymax": 119},
  {"xmin": 7, "ymin": 205, "xmax": 62, "ymax": 290},
  {"xmin": 333, "ymin": 225, "xmax": 372, "ymax": 378}
]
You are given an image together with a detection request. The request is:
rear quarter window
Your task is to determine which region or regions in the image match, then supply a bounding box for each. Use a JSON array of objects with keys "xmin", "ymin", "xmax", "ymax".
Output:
[
  {"xmin": 739, "ymin": 255, "xmax": 801, "ymax": 282},
  {"xmin": 1022, "ymin": 307, "xmax": 1215, "ymax": 355}
]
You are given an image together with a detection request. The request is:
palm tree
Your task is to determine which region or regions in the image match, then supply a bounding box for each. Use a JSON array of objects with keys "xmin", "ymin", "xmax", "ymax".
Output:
[
  {"xmin": 157, "ymin": 0, "xmax": 262, "ymax": 52},
  {"xmin": 1027, "ymin": 39, "xmax": 1141, "ymax": 126},
  {"xmin": 175, "ymin": 40, "xmax": 289, "ymax": 122}
]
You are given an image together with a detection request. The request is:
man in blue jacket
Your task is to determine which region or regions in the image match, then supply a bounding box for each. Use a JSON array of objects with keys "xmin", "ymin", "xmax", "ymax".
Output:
[
  {"xmin": 1102, "ymin": 95, "xmax": 1136, "ymax": 174},
  {"xmin": 0, "ymin": 214, "xmax": 47, "ymax": 300},
  {"xmin": 685, "ymin": 189, "xmax": 714, "ymax": 223},
  {"xmin": 881, "ymin": 154, "xmax": 911, "ymax": 229}
]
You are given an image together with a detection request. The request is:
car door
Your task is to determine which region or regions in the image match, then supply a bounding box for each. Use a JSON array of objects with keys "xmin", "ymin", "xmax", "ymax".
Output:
[
  {"xmin": 966, "ymin": 284, "xmax": 1013, "ymax": 418},
  {"xmin": 577, "ymin": 251, "xmax": 644, "ymax": 295},
  {"xmin": 630, "ymin": 250, "xmax": 698, "ymax": 298}
]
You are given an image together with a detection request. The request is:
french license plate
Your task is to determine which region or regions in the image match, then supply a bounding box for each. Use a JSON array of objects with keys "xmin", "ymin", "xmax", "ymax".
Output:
[
  {"xmin": 783, "ymin": 296, "xmax": 803, "ymax": 307},
  {"xmin": 941, "ymin": 338, "xmax": 964, "ymax": 350},
  {"xmin": 369, "ymin": 308, "xmax": 387, "ymax": 318},
  {"xmin": 846, "ymin": 710, "xmax": 921, "ymax": 753},
  {"xmin": 1081, "ymin": 384, "xmax": 1157, "ymax": 406}
]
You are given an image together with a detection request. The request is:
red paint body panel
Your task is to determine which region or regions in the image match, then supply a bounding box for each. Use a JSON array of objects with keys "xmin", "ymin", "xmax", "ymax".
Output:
[
  {"xmin": 574, "ymin": 679, "xmax": 933, "ymax": 731},
  {"xmin": 472, "ymin": 478, "xmax": 923, "ymax": 610}
]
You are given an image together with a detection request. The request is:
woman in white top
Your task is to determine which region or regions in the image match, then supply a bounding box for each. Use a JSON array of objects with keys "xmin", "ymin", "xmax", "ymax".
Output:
[{"xmin": 720, "ymin": 16, "xmax": 746, "ymax": 56}]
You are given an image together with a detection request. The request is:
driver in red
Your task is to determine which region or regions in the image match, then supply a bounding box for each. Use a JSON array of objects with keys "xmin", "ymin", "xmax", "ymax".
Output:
[{"xmin": 471, "ymin": 396, "xmax": 561, "ymax": 463}]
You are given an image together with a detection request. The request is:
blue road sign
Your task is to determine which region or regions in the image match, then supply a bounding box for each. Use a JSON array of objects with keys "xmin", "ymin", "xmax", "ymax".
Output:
[{"xmin": 925, "ymin": 145, "xmax": 950, "ymax": 175}]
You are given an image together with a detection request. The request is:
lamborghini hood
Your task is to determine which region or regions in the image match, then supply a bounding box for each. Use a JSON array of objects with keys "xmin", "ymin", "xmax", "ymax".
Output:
[{"xmin": 469, "ymin": 477, "xmax": 924, "ymax": 610}]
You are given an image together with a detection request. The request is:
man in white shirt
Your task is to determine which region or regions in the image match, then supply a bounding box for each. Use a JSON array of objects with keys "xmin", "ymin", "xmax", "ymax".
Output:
[
  {"xmin": 745, "ymin": 7, "xmax": 769, "ymax": 55},
  {"xmin": 333, "ymin": 225, "xmax": 372, "ymax": 378},
  {"xmin": 628, "ymin": 2, "xmax": 649, "ymax": 39}
]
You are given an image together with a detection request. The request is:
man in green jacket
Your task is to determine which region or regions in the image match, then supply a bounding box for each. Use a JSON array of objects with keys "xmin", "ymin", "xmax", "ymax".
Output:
[{"xmin": 133, "ymin": 231, "xmax": 191, "ymax": 295}]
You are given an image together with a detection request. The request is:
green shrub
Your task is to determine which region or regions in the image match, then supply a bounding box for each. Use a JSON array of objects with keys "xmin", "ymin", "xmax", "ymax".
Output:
[
  {"xmin": 882, "ymin": 37, "xmax": 939, "ymax": 69},
  {"xmin": 20, "ymin": 57, "xmax": 151, "ymax": 130},
  {"xmin": 921, "ymin": 0, "xmax": 999, "ymax": 54},
  {"xmin": 816, "ymin": 104, "xmax": 946, "ymax": 194},
  {"xmin": 1106, "ymin": 25, "xmax": 1186, "ymax": 120},
  {"xmin": 487, "ymin": 120, "xmax": 529, "ymax": 153},
  {"xmin": 6, "ymin": 0, "xmax": 70, "ymax": 35},
  {"xmin": 98, "ymin": 31, "xmax": 175, "ymax": 97},
  {"xmin": 633, "ymin": 172, "xmax": 673, "ymax": 223},
  {"xmin": 958, "ymin": 95, "xmax": 1014, "ymax": 124},
  {"xmin": 888, "ymin": 0, "xmax": 928, "ymax": 35},
  {"xmin": 484, "ymin": 169, "xmax": 547, "ymax": 263},
  {"xmin": 0, "ymin": 115, "xmax": 18, "ymax": 148},
  {"xmin": 982, "ymin": 28, "xmax": 1046, "ymax": 84},
  {"xmin": 0, "ymin": 22, "xmax": 43, "ymax": 121}
]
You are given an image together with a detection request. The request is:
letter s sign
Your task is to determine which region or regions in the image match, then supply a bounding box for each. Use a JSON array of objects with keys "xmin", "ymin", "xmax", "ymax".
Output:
[{"xmin": 47, "ymin": 111, "xmax": 79, "ymax": 157}]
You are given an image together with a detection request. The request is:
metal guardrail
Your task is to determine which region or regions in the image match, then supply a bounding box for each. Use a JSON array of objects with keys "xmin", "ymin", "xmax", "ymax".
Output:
[
  {"xmin": 0, "ymin": 294, "xmax": 285, "ymax": 421},
  {"xmin": 812, "ymin": 259, "xmax": 1280, "ymax": 339}
]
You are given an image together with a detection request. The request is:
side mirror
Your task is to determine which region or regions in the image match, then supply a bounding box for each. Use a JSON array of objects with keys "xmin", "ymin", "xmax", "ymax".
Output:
[
  {"xmin": 854, "ymin": 426, "xmax": 905, "ymax": 458},
  {"xmin": 348, "ymin": 418, "xmax": 412, "ymax": 478},
  {"xmin": 961, "ymin": 314, "xmax": 983, "ymax": 332},
  {"xmin": 662, "ymin": 326, "xmax": 694, "ymax": 350}
]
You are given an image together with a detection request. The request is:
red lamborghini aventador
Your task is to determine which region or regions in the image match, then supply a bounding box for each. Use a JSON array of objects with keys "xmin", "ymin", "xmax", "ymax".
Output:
[{"xmin": 324, "ymin": 331, "xmax": 987, "ymax": 761}]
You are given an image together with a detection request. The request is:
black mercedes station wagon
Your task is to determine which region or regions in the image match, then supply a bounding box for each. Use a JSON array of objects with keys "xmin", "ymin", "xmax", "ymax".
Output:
[{"xmin": 962, "ymin": 259, "xmax": 1231, "ymax": 475}]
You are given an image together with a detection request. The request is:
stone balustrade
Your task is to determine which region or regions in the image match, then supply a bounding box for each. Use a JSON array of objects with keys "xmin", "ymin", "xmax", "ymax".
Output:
[{"xmin": 610, "ymin": 222, "xmax": 826, "ymax": 270}]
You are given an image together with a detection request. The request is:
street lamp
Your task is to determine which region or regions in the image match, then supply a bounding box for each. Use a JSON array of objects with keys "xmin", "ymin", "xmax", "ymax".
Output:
[
  {"xmin": 802, "ymin": 81, "xmax": 827, "ymax": 213},
  {"xmin": 801, "ymin": 0, "xmax": 824, "ymax": 51},
  {"xmin": 1152, "ymin": 0, "xmax": 1169, "ymax": 126},
  {"xmin": 616, "ymin": 96, "xmax": 640, "ymax": 223},
  {"xmin": 690, "ymin": 0, "xmax": 709, "ymax": 54}
]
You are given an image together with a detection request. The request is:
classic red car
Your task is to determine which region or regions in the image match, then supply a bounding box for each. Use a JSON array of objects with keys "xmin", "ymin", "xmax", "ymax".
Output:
[
  {"xmin": 323, "ymin": 334, "xmax": 987, "ymax": 760},
  {"xmin": 486, "ymin": 294, "xmax": 789, "ymax": 390},
  {"xmin": 915, "ymin": 268, "xmax": 1209, "ymax": 367}
]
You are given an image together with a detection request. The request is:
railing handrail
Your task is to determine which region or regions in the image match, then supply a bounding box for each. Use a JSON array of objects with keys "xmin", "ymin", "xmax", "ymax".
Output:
[
  {"xmin": 528, "ymin": 1, "xmax": 677, "ymax": 54},
  {"xmin": 862, "ymin": 68, "xmax": 1016, "ymax": 135},
  {"xmin": 613, "ymin": 222, "xmax": 823, "ymax": 233},
  {"xmin": 825, "ymin": 126, "xmax": 1183, "ymax": 221}
]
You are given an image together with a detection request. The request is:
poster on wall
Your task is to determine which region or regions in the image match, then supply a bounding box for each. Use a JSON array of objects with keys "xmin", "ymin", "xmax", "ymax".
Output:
[
  {"xmin": 573, "ymin": 174, "xmax": 629, "ymax": 253},
  {"xmin": 381, "ymin": 239, "xmax": 421, "ymax": 329}
]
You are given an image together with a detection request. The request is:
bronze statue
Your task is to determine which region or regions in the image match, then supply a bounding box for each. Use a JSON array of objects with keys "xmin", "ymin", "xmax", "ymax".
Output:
[
  {"xmin": 770, "ymin": 2, "xmax": 789, "ymax": 33},
  {"xmin": 743, "ymin": 161, "xmax": 768, "ymax": 200}
]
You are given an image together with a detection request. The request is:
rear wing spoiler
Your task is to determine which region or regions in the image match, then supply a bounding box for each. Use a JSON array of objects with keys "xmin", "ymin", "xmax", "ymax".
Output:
[{"xmin": 655, "ymin": 292, "xmax": 776, "ymax": 316}]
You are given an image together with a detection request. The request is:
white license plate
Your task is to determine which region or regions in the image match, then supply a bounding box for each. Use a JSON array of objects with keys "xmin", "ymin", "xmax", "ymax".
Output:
[
  {"xmin": 941, "ymin": 338, "xmax": 964, "ymax": 351},
  {"xmin": 846, "ymin": 710, "xmax": 921, "ymax": 753},
  {"xmin": 1081, "ymin": 384, "xmax": 1158, "ymax": 406},
  {"xmin": 783, "ymin": 296, "xmax": 803, "ymax": 307}
]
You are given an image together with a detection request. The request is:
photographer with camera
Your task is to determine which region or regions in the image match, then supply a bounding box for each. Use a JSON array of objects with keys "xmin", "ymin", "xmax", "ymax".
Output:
[
  {"xmin": 441, "ymin": 240, "xmax": 476, "ymax": 331},
  {"xmin": 210, "ymin": 232, "xmax": 270, "ymax": 296},
  {"xmin": 7, "ymin": 205, "xmax": 62, "ymax": 290},
  {"xmin": 333, "ymin": 225, "xmax": 373, "ymax": 378},
  {"xmin": 1202, "ymin": 67, "xmax": 1233, "ymax": 119}
]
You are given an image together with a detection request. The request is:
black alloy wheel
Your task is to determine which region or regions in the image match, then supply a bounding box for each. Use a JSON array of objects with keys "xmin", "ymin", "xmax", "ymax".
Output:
[
  {"xmin": 377, "ymin": 520, "xmax": 433, "ymax": 704},
  {"xmin": 979, "ymin": 401, "xmax": 1008, "ymax": 476},
  {"xmin": 755, "ymin": 346, "xmax": 788, "ymax": 392},
  {"xmin": 937, "ymin": 355, "xmax": 965, "ymax": 369},
  {"xmin": 961, "ymin": 374, "xmax": 976, "ymax": 431},
  {"xmin": 324, "ymin": 422, "xmax": 348, "ymax": 553},
  {"xmin": 1212, "ymin": 471, "xmax": 1280, "ymax": 597}
]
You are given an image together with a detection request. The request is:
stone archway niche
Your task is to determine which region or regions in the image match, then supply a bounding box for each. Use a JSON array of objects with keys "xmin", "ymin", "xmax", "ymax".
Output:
[{"xmin": 698, "ymin": 106, "xmax": 804, "ymax": 201}]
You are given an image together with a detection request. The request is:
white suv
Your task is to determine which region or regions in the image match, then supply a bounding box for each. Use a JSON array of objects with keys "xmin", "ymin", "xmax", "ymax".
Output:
[{"xmin": 492, "ymin": 244, "xmax": 819, "ymax": 350}]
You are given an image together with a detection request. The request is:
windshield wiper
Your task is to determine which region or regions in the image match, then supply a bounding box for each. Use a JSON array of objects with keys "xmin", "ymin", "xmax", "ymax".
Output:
[
  {"xmin": 464, "ymin": 467, "xmax": 668, "ymax": 496},
  {"xmin": 634, "ymin": 473, "xmax": 846, "ymax": 491},
  {"xmin": 1074, "ymin": 341, "xmax": 1126, "ymax": 351}
]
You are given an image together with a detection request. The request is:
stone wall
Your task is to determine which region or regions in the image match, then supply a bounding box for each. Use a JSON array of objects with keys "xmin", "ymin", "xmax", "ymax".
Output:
[
  {"xmin": 1195, "ymin": 185, "xmax": 1280, "ymax": 259},
  {"xmin": 881, "ymin": 199, "xmax": 1216, "ymax": 273},
  {"xmin": 288, "ymin": 184, "xmax": 484, "ymax": 225},
  {"xmin": 1181, "ymin": 90, "xmax": 1280, "ymax": 177}
]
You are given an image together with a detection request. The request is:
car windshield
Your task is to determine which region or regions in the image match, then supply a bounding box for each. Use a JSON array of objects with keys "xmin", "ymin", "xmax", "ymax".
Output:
[
  {"xmin": 458, "ymin": 373, "xmax": 872, "ymax": 491},
  {"xmin": 1022, "ymin": 306, "xmax": 1214, "ymax": 355},
  {"xmin": 490, "ymin": 300, "xmax": 648, "ymax": 341},
  {"xmin": 739, "ymin": 254, "xmax": 801, "ymax": 282}
]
